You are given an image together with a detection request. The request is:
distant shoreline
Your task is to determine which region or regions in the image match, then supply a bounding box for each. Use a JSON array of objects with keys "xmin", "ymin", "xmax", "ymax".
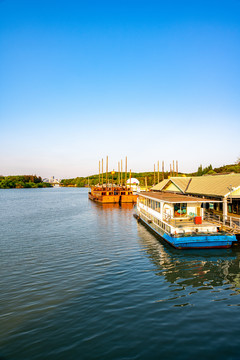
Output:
[{"xmin": 0, "ymin": 175, "xmax": 53, "ymax": 189}]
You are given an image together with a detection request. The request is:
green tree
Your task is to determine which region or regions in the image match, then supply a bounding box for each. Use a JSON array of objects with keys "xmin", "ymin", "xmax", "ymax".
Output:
[{"xmin": 197, "ymin": 165, "xmax": 203, "ymax": 176}]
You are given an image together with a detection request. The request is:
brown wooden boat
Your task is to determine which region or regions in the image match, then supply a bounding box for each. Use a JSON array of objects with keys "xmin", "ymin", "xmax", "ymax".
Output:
[{"xmin": 88, "ymin": 186, "xmax": 137, "ymax": 204}]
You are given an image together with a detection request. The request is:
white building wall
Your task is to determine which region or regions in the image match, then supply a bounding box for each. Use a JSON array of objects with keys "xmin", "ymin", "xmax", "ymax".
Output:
[{"xmin": 138, "ymin": 202, "xmax": 163, "ymax": 220}]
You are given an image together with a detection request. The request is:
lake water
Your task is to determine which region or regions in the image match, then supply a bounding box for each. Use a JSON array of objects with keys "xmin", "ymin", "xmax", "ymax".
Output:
[{"xmin": 1, "ymin": 187, "xmax": 240, "ymax": 360}]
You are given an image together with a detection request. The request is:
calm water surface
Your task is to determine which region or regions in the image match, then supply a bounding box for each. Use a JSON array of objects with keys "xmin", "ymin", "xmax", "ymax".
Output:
[{"xmin": 1, "ymin": 188, "xmax": 240, "ymax": 360}]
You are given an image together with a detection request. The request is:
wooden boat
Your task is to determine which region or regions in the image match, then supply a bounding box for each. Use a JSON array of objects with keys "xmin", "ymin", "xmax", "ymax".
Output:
[
  {"xmin": 135, "ymin": 191, "xmax": 236, "ymax": 249},
  {"xmin": 88, "ymin": 186, "xmax": 138, "ymax": 204}
]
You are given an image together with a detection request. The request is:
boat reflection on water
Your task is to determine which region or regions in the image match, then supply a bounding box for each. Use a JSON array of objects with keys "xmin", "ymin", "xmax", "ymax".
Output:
[
  {"xmin": 89, "ymin": 201, "xmax": 135, "ymax": 212},
  {"xmin": 137, "ymin": 223, "xmax": 240, "ymax": 292},
  {"xmin": 105, "ymin": 203, "xmax": 135, "ymax": 211}
]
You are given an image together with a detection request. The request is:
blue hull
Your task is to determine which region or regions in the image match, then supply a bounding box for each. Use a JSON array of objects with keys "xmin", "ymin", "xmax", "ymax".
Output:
[{"xmin": 138, "ymin": 215, "xmax": 236, "ymax": 249}]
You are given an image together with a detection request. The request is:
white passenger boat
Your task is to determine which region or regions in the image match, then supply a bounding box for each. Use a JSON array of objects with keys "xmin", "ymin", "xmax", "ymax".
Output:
[{"xmin": 135, "ymin": 192, "xmax": 236, "ymax": 249}]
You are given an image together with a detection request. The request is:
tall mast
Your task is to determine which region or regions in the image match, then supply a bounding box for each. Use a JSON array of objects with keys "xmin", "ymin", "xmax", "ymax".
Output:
[
  {"xmin": 125, "ymin": 156, "xmax": 127, "ymax": 186},
  {"xmin": 106, "ymin": 156, "xmax": 108, "ymax": 189},
  {"xmin": 118, "ymin": 161, "xmax": 120, "ymax": 185},
  {"xmin": 154, "ymin": 164, "xmax": 155, "ymax": 186},
  {"xmin": 130, "ymin": 169, "xmax": 132, "ymax": 191},
  {"xmin": 102, "ymin": 158, "xmax": 103, "ymax": 186},
  {"xmin": 121, "ymin": 159, "xmax": 123, "ymax": 186},
  {"xmin": 99, "ymin": 160, "xmax": 100, "ymax": 184}
]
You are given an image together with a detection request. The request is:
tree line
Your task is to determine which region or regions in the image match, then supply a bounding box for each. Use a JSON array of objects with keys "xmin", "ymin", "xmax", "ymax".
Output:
[
  {"xmin": 2, "ymin": 160, "xmax": 239, "ymax": 189},
  {"xmin": 0, "ymin": 175, "xmax": 52, "ymax": 189},
  {"xmin": 60, "ymin": 171, "xmax": 175, "ymax": 188},
  {"xmin": 60, "ymin": 160, "xmax": 240, "ymax": 188},
  {"xmin": 192, "ymin": 163, "xmax": 240, "ymax": 176}
]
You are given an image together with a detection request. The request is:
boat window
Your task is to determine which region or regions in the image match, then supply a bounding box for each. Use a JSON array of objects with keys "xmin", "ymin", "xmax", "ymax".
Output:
[
  {"xmin": 174, "ymin": 203, "xmax": 187, "ymax": 217},
  {"xmin": 214, "ymin": 203, "xmax": 219, "ymax": 211},
  {"xmin": 155, "ymin": 202, "xmax": 161, "ymax": 212},
  {"xmin": 232, "ymin": 200, "xmax": 238, "ymax": 214}
]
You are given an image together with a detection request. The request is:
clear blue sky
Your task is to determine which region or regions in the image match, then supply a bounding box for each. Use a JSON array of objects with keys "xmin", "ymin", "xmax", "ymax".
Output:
[{"xmin": 1, "ymin": 0, "xmax": 240, "ymax": 178}]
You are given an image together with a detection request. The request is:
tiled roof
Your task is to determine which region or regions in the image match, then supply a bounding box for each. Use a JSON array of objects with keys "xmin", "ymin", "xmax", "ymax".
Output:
[
  {"xmin": 171, "ymin": 177, "xmax": 192, "ymax": 192},
  {"xmin": 152, "ymin": 174, "xmax": 240, "ymax": 197},
  {"xmin": 187, "ymin": 174, "xmax": 240, "ymax": 197},
  {"xmin": 151, "ymin": 179, "xmax": 171, "ymax": 191}
]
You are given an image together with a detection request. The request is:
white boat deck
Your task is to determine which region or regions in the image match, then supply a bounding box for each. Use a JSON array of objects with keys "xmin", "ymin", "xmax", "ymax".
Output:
[{"xmin": 168, "ymin": 218, "xmax": 215, "ymax": 229}]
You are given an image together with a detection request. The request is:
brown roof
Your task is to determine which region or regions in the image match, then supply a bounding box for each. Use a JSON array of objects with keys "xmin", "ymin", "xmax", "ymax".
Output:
[
  {"xmin": 151, "ymin": 174, "xmax": 240, "ymax": 197},
  {"xmin": 139, "ymin": 191, "xmax": 221, "ymax": 203}
]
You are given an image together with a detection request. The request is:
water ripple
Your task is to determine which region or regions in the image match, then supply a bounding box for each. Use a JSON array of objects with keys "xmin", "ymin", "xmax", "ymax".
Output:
[{"xmin": 1, "ymin": 188, "xmax": 240, "ymax": 360}]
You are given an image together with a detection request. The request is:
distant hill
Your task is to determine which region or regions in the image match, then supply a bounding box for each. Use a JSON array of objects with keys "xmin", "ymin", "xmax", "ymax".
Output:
[
  {"xmin": 60, "ymin": 162, "xmax": 240, "ymax": 188},
  {"xmin": 189, "ymin": 163, "xmax": 240, "ymax": 177}
]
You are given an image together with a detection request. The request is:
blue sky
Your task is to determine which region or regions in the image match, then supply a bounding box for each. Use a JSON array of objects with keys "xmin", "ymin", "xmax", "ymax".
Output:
[{"xmin": 1, "ymin": 0, "xmax": 240, "ymax": 178}]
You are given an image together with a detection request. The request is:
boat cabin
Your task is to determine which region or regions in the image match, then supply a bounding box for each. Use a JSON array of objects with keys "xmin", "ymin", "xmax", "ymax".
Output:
[
  {"xmin": 137, "ymin": 192, "xmax": 222, "ymax": 235},
  {"xmin": 89, "ymin": 185, "xmax": 138, "ymax": 204}
]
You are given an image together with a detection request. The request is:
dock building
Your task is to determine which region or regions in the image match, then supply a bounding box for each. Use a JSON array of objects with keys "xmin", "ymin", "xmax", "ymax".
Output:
[{"xmin": 151, "ymin": 174, "xmax": 240, "ymax": 233}]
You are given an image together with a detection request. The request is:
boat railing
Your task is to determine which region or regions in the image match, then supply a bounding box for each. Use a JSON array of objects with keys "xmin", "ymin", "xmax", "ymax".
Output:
[
  {"xmin": 203, "ymin": 212, "xmax": 221, "ymax": 224},
  {"xmin": 225, "ymin": 215, "xmax": 240, "ymax": 230},
  {"xmin": 138, "ymin": 210, "xmax": 172, "ymax": 236},
  {"xmin": 162, "ymin": 212, "xmax": 195, "ymax": 228},
  {"xmin": 204, "ymin": 211, "xmax": 240, "ymax": 233}
]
